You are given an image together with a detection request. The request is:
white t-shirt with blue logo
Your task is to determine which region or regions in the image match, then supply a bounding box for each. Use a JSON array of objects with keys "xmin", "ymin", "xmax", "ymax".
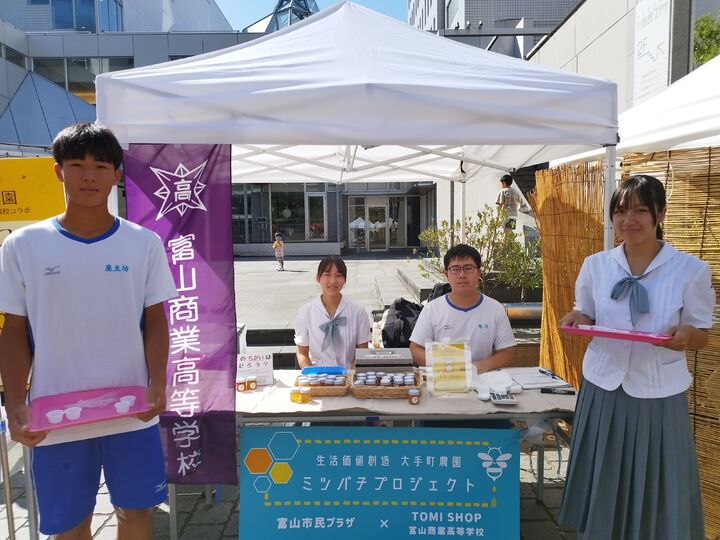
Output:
[
  {"xmin": 410, "ymin": 294, "xmax": 516, "ymax": 361},
  {"xmin": 0, "ymin": 217, "xmax": 177, "ymax": 445}
]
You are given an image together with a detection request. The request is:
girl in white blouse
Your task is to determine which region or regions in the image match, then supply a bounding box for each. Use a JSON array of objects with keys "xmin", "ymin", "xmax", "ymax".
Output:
[
  {"xmin": 294, "ymin": 256, "xmax": 370, "ymax": 369},
  {"xmin": 558, "ymin": 175, "xmax": 714, "ymax": 540}
]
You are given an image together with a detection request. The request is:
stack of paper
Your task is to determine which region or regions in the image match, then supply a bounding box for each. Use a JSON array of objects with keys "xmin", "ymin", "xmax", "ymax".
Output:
[{"xmin": 501, "ymin": 367, "xmax": 573, "ymax": 390}]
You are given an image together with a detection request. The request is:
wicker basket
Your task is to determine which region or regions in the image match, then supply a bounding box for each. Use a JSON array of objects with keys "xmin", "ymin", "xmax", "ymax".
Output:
[
  {"xmin": 350, "ymin": 370, "xmax": 422, "ymax": 399},
  {"xmin": 295, "ymin": 377, "xmax": 349, "ymax": 397}
]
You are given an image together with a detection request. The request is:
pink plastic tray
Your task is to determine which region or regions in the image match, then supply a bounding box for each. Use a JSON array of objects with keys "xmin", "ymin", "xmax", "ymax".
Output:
[
  {"xmin": 29, "ymin": 385, "xmax": 150, "ymax": 432},
  {"xmin": 561, "ymin": 325, "xmax": 671, "ymax": 344}
]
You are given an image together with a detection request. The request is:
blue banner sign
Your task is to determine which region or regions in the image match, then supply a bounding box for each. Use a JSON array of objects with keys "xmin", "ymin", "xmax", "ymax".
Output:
[{"xmin": 239, "ymin": 426, "xmax": 519, "ymax": 539}]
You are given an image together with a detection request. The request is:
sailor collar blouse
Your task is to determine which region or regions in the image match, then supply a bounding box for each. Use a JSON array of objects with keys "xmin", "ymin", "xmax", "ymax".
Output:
[{"xmin": 574, "ymin": 242, "xmax": 714, "ymax": 398}]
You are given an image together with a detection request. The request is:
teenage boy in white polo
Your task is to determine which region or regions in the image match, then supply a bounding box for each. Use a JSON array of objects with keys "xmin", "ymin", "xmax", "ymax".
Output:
[
  {"xmin": 0, "ymin": 123, "xmax": 177, "ymax": 539},
  {"xmin": 409, "ymin": 244, "xmax": 516, "ymax": 372}
]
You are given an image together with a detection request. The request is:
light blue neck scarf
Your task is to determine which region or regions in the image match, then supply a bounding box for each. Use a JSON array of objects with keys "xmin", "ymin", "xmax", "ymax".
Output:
[
  {"xmin": 610, "ymin": 273, "xmax": 650, "ymax": 326},
  {"xmin": 319, "ymin": 316, "xmax": 346, "ymax": 352}
]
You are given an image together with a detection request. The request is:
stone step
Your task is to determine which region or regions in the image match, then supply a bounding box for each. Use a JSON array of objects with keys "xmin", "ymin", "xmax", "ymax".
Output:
[
  {"xmin": 373, "ymin": 273, "xmax": 417, "ymax": 308},
  {"xmin": 396, "ymin": 265, "xmax": 440, "ymax": 303}
]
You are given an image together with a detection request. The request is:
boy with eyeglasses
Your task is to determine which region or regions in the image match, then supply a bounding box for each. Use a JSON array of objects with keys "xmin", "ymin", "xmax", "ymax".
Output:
[{"xmin": 409, "ymin": 244, "xmax": 516, "ymax": 373}]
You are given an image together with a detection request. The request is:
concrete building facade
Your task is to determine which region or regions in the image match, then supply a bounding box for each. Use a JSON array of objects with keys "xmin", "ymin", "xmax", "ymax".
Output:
[{"xmin": 527, "ymin": 0, "xmax": 720, "ymax": 112}]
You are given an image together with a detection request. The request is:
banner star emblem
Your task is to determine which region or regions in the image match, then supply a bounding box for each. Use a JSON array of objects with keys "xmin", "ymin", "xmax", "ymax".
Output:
[{"xmin": 151, "ymin": 161, "xmax": 209, "ymax": 220}]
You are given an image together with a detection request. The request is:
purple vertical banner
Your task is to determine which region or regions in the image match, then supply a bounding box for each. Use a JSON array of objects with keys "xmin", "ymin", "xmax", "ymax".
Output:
[{"xmin": 124, "ymin": 144, "xmax": 237, "ymax": 484}]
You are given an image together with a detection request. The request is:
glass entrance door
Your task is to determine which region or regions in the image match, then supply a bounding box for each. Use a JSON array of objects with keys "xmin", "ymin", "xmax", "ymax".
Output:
[{"xmin": 367, "ymin": 197, "xmax": 387, "ymax": 251}]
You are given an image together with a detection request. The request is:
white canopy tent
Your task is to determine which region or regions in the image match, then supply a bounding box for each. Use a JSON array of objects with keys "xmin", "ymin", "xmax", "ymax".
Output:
[{"xmin": 96, "ymin": 1, "xmax": 619, "ymax": 246}]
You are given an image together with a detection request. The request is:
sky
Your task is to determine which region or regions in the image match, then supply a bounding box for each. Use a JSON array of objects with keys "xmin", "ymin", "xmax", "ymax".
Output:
[{"xmin": 214, "ymin": 1, "xmax": 406, "ymax": 30}]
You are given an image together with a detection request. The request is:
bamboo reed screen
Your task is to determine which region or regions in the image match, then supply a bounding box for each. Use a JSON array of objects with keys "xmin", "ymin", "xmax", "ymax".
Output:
[
  {"xmin": 532, "ymin": 148, "xmax": 720, "ymax": 539},
  {"xmin": 528, "ymin": 162, "xmax": 605, "ymax": 387}
]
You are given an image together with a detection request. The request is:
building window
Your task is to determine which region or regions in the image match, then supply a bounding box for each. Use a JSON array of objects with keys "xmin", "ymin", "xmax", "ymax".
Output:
[
  {"xmin": 33, "ymin": 58, "xmax": 67, "ymax": 88},
  {"xmin": 33, "ymin": 56, "xmax": 133, "ymax": 103},
  {"xmin": 307, "ymin": 193, "xmax": 326, "ymax": 240},
  {"xmin": 52, "ymin": 0, "xmax": 74, "ymax": 29},
  {"xmin": 389, "ymin": 197, "xmax": 406, "ymax": 246},
  {"xmin": 75, "ymin": 0, "xmax": 96, "ymax": 31},
  {"xmin": 348, "ymin": 196, "xmax": 366, "ymax": 250},
  {"xmin": 100, "ymin": 0, "xmax": 123, "ymax": 31},
  {"xmin": 231, "ymin": 184, "xmax": 251, "ymax": 244},
  {"xmin": 107, "ymin": 57, "xmax": 133, "ymax": 72},
  {"xmin": 67, "ymin": 57, "xmax": 101, "ymax": 104},
  {"xmin": 4, "ymin": 46, "xmax": 27, "ymax": 69},
  {"xmin": 270, "ymin": 184, "xmax": 306, "ymax": 242}
]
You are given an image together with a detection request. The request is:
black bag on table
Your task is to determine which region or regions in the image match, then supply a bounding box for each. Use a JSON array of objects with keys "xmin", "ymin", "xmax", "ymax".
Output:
[
  {"xmin": 381, "ymin": 298, "xmax": 423, "ymax": 348},
  {"xmin": 426, "ymin": 282, "xmax": 451, "ymax": 302}
]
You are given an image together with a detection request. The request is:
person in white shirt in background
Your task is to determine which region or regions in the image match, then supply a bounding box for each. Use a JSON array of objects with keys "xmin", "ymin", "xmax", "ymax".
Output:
[
  {"xmin": 294, "ymin": 256, "xmax": 370, "ymax": 369},
  {"xmin": 409, "ymin": 243, "xmax": 516, "ymax": 373},
  {"xmin": 558, "ymin": 174, "xmax": 714, "ymax": 540},
  {"xmin": 495, "ymin": 174, "xmax": 523, "ymax": 235}
]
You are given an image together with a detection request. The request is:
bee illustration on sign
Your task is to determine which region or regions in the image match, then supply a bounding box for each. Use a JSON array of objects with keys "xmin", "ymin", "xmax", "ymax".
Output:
[{"xmin": 478, "ymin": 447, "xmax": 512, "ymax": 482}]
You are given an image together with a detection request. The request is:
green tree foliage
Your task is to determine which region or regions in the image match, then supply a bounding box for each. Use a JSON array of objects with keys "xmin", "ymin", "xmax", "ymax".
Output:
[
  {"xmin": 415, "ymin": 205, "xmax": 542, "ymax": 297},
  {"xmin": 693, "ymin": 10, "xmax": 720, "ymax": 67}
]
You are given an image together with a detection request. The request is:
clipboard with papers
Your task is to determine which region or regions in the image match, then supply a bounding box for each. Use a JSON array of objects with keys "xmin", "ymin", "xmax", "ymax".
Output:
[{"xmin": 502, "ymin": 367, "xmax": 573, "ymax": 390}]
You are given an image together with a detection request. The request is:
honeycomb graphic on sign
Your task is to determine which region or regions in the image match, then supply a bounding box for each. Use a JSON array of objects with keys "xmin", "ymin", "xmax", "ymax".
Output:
[
  {"xmin": 270, "ymin": 462, "xmax": 293, "ymax": 484},
  {"xmin": 244, "ymin": 448, "xmax": 273, "ymax": 474},
  {"xmin": 243, "ymin": 432, "xmax": 299, "ymax": 494}
]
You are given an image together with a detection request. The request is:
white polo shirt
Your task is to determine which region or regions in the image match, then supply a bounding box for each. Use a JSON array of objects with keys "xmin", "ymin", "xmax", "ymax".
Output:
[
  {"xmin": 575, "ymin": 242, "xmax": 715, "ymax": 398},
  {"xmin": 409, "ymin": 294, "xmax": 516, "ymax": 361},
  {"xmin": 294, "ymin": 295, "xmax": 371, "ymax": 369},
  {"xmin": 0, "ymin": 217, "xmax": 177, "ymax": 445}
]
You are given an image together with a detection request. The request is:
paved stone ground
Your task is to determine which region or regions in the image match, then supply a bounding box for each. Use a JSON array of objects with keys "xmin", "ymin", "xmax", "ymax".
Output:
[{"xmin": 1, "ymin": 256, "xmax": 574, "ymax": 539}]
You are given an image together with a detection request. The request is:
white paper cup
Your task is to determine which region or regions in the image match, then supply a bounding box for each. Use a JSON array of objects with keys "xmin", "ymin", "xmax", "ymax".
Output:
[
  {"xmin": 64, "ymin": 406, "xmax": 82, "ymax": 420},
  {"xmin": 119, "ymin": 395, "xmax": 136, "ymax": 406},
  {"xmin": 46, "ymin": 409, "xmax": 64, "ymax": 424},
  {"xmin": 114, "ymin": 401, "xmax": 131, "ymax": 414}
]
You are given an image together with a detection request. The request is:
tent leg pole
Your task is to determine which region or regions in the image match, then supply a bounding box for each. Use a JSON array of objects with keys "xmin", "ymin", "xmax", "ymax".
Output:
[
  {"xmin": 460, "ymin": 181, "xmax": 466, "ymax": 244},
  {"xmin": 603, "ymin": 145, "xmax": 617, "ymax": 250},
  {"xmin": 450, "ymin": 181, "xmax": 455, "ymax": 247}
]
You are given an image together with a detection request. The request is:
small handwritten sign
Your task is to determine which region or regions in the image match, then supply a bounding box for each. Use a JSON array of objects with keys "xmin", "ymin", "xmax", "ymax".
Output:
[{"xmin": 237, "ymin": 352, "xmax": 274, "ymax": 386}]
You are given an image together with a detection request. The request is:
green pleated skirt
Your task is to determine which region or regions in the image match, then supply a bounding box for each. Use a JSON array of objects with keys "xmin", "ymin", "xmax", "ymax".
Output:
[{"xmin": 559, "ymin": 379, "xmax": 705, "ymax": 540}]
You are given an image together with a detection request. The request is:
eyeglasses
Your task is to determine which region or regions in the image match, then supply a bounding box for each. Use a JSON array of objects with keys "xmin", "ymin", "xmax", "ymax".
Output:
[{"xmin": 447, "ymin": 265, "xmax": 478, "ymax": 275}]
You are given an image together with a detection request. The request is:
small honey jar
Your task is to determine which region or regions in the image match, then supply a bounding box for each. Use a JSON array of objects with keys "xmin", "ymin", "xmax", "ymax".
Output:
[
  {"xmin": 408, "ymin": 388, "xmax": 420, "ymax": 405},
  {"xmin": 290, "ymin": 386, "xmax": 302, "ymax": 403},
  {"xmin": 236, "ymin": 377, "xmax": 247, "ymax": 392},
  {"xmin": 246, "ymin": 375, "xmax": 258, "ymax": 391},
  {"xmin": 300, "ymin": 387, "xmax": 312, "ymax": 403}
]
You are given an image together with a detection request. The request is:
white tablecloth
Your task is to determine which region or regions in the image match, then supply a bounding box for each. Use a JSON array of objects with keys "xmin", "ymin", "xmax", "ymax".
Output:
[{"xmin": 236, "ymin": 370, "xmax": 576, "ymax": 420}]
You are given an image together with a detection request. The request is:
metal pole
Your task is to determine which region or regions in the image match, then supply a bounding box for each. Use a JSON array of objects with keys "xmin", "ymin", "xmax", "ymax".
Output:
[
  {"xmin": 436, "ymin": 0, "xmax": 446, "ymax": 35},
  {"xmin": 460, "ymin": 180, "xmax": 466, "ymax": 244},
  {"xmin": 23, "ymin": 446, "xmax": 38, "ymax": 540},
  {"xmin": 449, "ymin": 181, "xmax": 455, "ymax": 246},
  {"xmin": 603, "ymin": 145, "xmax": 617, "ymax": 250},
  {"xmin": 536, "ymin": 443, "xmax": 545, "ymax": 503},
  {"xmin": 169, "ymin": 483, "xmax": 178, "ymax": 540},
  {"xmin": 0, "ymin": 410, "xmax": 16, "ymax": 540}
]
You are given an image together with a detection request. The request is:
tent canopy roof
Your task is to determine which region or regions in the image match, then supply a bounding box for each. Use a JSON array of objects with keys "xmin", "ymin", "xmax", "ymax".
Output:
[{"xmin": 96, "ymin": 1, "xmax": 618, "ymax": 183}]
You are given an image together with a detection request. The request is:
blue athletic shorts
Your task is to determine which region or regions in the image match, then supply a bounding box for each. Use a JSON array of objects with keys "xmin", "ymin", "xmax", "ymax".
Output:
[{"xmin": 31, "ymin": 425, "xmax": 168, "ymax": 535}]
